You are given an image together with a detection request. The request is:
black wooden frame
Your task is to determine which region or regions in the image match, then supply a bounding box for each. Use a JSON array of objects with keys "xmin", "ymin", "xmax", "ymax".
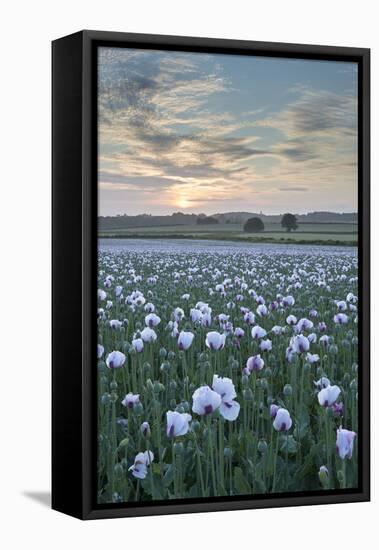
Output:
[{"xmin": 52, "ymin": 30, "xmax": 370, "ymax": 520}]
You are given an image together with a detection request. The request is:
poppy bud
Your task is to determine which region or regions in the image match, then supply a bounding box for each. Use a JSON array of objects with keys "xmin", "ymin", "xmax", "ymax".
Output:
[
  {"xmin": 160, "ymin": 362, "xmax": 170, "ymax": 373},
  {"xmin": 191, "ymin": 420, "xmax": 201, "ymax": 432},
  {"xmin": 110, "ymin": 380, "xmax": 118, "ymax": 390},
  {"xmin": 283, "ymin": 384, "xmax": 293, "ymax": 397},
  {"xmin": 153, "ymin": 381, "xmax": 161, "ymax": 393},
  {"xmin": 114, "ymin": 463, "xmax": 124, "ymax": 479},
  {"xmin": 242, "ymin": 374, "xmax": 249, "ymax": 386},
  {"xmin": 258, "ymin": 440, "xmax": 268, "ymax": 454},
  {"xmin": 133, "ymin": 403, "xmax": 143, "ymax": 416},
  {"xmin": 146, "ymin": 379, "xmax": 154, "ymax": 392},
  {"xmin": 350, "ymin": 379, "xmax": 357, "ymax": 391},
  {"xmin": 224, "ymin": 447, "xmax": 232, "ymax": 459},
  {"xmin": 167, "ymin": 351, "xmax": 176, "ymax": 361},
  {"xmin": 173, "ymin": 442, "xmax": 184, "ymax": 455},
  {"xmin": 143, "ymin": 362, "xmax": 151, "ymax": 373},
  {"xmin": 318, "ymin": 465, "xmax": 329, "ymax": 488},
  {"xmin": 169, "ymin": 380, "xmax": 177, "ymax": 392},
  {"xmin": 264, "ymin": 368, "xmax": 272, "ymax": 378},
  {"xmin": 110, "ymin": 391, "xmax": 118, "ymax": 403},
  {"xmin": 159, "ymin": 347, "xmax": 167, "ymax": 358},
  {"xmin": 243, "ymin": 388, "xmax": 254, "ymax": 401}
]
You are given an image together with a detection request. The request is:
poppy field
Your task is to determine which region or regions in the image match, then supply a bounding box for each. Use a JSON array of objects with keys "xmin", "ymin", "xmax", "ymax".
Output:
[{"xmin": 97, "ymin": 239, "xmax": 358, "ymax": 504}]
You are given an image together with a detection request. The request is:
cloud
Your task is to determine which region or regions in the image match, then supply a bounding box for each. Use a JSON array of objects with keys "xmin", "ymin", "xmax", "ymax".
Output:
[{"xmin": 98, "ymin": 48, "xmax": 358, "ymax": 215}]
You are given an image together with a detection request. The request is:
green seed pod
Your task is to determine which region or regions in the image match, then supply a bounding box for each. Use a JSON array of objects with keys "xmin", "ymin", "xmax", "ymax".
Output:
[
  {"xmin": 122, "ymin": 341, "xmax": 131, "ymax": 353},
  {"xmin": 174, "ymin": 442, "xmax": 184, "ymax": 455},
  {"xmin": 351, "ymin": 363, "xmax": 358, "ymax": 374},
  {"xmin": 203, "ymin": 361, "xmax": 211, "ymax": 370},
  {"xmin": 110, "ymin": 380, "xmax": 118, "ymax": 390},
  {"xmin": 260, "ymin": 379, "xmax": 268, "ymax": 391},
  {"xmin": 176, "ymin": 404, "xmax": 185, "ymax": 414},
  {"xmin": 343, "ymin": 373, "xmax": 350, "ymax": 384},
  {"xmin": 167, "ymin": 351, "xmax": 176, "ymax": 361},
  {"xmin": 337, "ymin": 469, "xmax": 345, "ymax": 485},
  {"xmin": 146, "ymin": 378, "xmax": 154, "ymax": 392},
  {"xmin": 243, "ymin": 388, "xmax": 254, "ymax": 401},
  {"xmin": 191, "ymin": 420, "xmax": 200, "ymax": 433},
  {"xmin": 181, "ymin": 401, "xmax": 190, "ymax": 413},
  {"xmin": 224, "ymin": 447, "xmax": 233, "ymax": 459},
  {"xmin": 153, "ymin": 381, "xmax": 161, "ymax": 394},
  {"xmin": 169, "ymin": 379, "xmax": 177, "ymax": 392},
  {"xmin": 143, "ymin": 362, "xmax": 151, "ymax": 373},
  {"xmin": 133, "ymin": 402, "xmax": 144, "ymax": 416},
  {"xmin": 341, "ymin": 339, "xmax": 350, "ymax": 349},
  {"xmin": 97, "ymin": 361, "xmax": 107, "ymax": 373},
  {"xmin": 101, "ymin": 393, "xmax": 111, "ymax": 406},
  {"xmin": 121, "ymin": 457, "xmax": 128, "ymax": 469},
  {"xmin": 135, "ymin": 321, "xmax": 142, "ymax": 330},
  {"xmin": 351, "ymin": 336, "xmax": 358, "ymax": 346},
  {"xmin": 170, "ymin": 399, "xmax": 177, "ymax": 409},
  {"xmin": 283, "ymin": 384, "xmax": 293, "ymax": 397},
  {"xmin": 232, "ymin": 359, "xmax": 240, "ymax": 370},
  {"xmin": 267, "ymin": 395, "xmax": 274, "ymax": 406},
  {"xmin": 329, "ymin": 344, "xmax": 338, "ymax": 355},
  {"xmin": 264, "ymin": 367, "xmax": 272, "ymax": 378},
  {"xmin": 199, "ymin": 352, "xmax": 208, "ymax": 362},
  {"xmin": 258, "ymin": 439, "xmax": 268, "ymax": 454},
  {"xmin": 114, "ymin": 463, "xmax": 124, "ymax": 479},
  {"xmin": 303, "ymin": 362, "xmax": 311, "ymax": 373},
  {"xmin": 159, "ymin": 347, "xmax": 167, "ymax": 359},
  {"xmin": 112, "ymin": 492, "xmax": 122, "ymax": 503},
  {"xmin": 189, "ymin": 383, "xmax": 196, "ymax": 394},
  {"xmin": 350, "ymin": 379, "xmax": 358, "ymax": 392},
  {"xmin": 242, "ymin": 374, "xmax": 250, "ymax": 387},
  {"xmin": 128, "ymin": 346, "xmax": 136, "ymax": 356},
  {"xmin": 316, "ymin": 367, "xmax": 324, "ymax": 378},
  {"xmin": 110, "ymin": 391, "xmax": 118, "ymax": 403}
]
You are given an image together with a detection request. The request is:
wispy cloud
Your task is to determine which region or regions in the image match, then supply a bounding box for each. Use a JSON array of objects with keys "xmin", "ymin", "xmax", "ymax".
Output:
[{"xmin": 98, "ymin": 48, "xmax": 358, "ymax": 215}]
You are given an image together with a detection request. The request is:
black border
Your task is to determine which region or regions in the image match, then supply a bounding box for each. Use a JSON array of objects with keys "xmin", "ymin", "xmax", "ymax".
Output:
[{"xmin": 53, "ymin": 30, "xmax": 370, "ymax": 520}]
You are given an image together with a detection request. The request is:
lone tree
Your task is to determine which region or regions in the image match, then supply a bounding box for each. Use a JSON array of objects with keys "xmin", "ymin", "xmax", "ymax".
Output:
[
  {"xmin": 244, "ymin": 217, "xmax": 265, "ymax": 233},
  {"xmin": 281, "ymin": 213, "xmax": 298, "ymax": 232}
]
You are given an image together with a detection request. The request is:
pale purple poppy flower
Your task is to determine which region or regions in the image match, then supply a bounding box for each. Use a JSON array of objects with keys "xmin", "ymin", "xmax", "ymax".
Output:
[
  {"xmin": 166, "ymin": 411, "xmax": 192, "ymax": 437},
  {"xmin": 109, "ymin": 319, "xmax": 122, "ymax": 330},
  {"xmin": 205, "ymin": 331, "xmax": 226, "ymax": 351},
  {"xmin": 314, "ymin": 377, "xmax": 330, "ymax": 390},
  {"xmin": 122, "ymin": 393, "xmax": 140, "ymax": 409},
  {"xmin": 234, "ymin": 327, "xmax": 245, "ymax": 339},
  {"xmin": 334, "ymin": 313, "xmax": 349, "ymax": 325},
  {"xmin": 251, "ymin": 325, "xmax": 267, "ymax": 339},
  {"xmin": 306, "ymin": 352, "xmax": 320, "ymax": 364},
  {"xmin": 331, "ymin": 402, "xmax": 344, "ymax": 416},
  {"xmin": 291, "ymin": 334, "xmax": 310, "ymax": 353},
  {"xmin": 244, "ymin": 311, "xmax": 255, "ymax": 326},
  {"xmin": 141, "ymin": 327, "xmax": 157, "ymax": 343},
  {"xmin": 336, "ymin": 427, "xmax": 356, "ymax": 459},
  {"xmin": 192, "ymin": 386, "xmax": 222, "ymax": 415},
  {"xmin": 270, "ymin": 404, "xmax": 280, "ymax": 418},
  {"xmin": 318, "ymin": 385, "xmax": 341, "ymax": 407},
  {"xmin": 132, "ymin": 338, "xmax": 144, "ymax": 353},
  {"xmin": 178, "ymin": 331, "xmax": 194, "ymax": 351},
  {"xmin": 98, "ymin": 289, "xmax": 106, "ymax": 301},
  {"xmin": 257, "ymin": 304, "xmax": 268, "ymax": 317},
  {"xmin": 246, "ymin": 354, "xmax": 264, "ymax": 372},
  {"xmin": 260, "ymin": 339, "xmax": 272, "ymax": 352},
  {"xmin": 212, "ymin": 375, "xmax": 240, "ymax": 421},
  {"xmin": 318, "ymin": 322, "xmax": 327, "ymax": 332},
  {"xmin": 282, "ymin": 295, "xmax": 295, "ymax": 307},
  {"xmin": 145, "ymin": 313, "xmax": 161, "ymax": 327},
  {"xmin": 129, "ymin": 451, "xmax": 154, "ymax": 479},
  {"xmin": 286, "ymin": 315, "xmax": 297, "ymax": 326},
  {"xmin": 273, "ymin": 408, "xmax": 292, "ymax": 431},
  {"xmin": 106, "ymin": 350, "xmax": 126, "ymax": 369}
]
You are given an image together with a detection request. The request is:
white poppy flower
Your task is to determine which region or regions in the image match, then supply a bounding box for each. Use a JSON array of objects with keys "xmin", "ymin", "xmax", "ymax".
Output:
[
  {"xmin": 141, "ymin": 327, "xmax": 157, "ymax": 343},
  {"xmin": 98, "ymin": 289, "xmax": 106, "ymax": 301},
  {"xmin": 145, "ymin": 313, "xmax": 161, "ymax": 327},
  {"xmin": 318, "ymin": 385, "xmax": 341, "ymax": 407},
  {"xmin": 314, "ymin": 376, "xmax": 330, "ymax": 390},
  {"xmin": 306, "ymin": 353, "xmax": 320, "ymax": 364},
  {"xmin": 260, "ymin": 339, "xmax": 272, "ymax": 352},
  {"xmin": 105, "ymin": 350, "xmax": 126, "ymax": 369},
  {"xmin": 166, "ymin": 411, "xmax": 192, "ymax": 437},
  {"xmin": 334, "ymin": 313, "xmax": 349, "ymax": 324},
  {"xmin": 212, "ymin": 375, "xmax": 240, "ymax": 421},
  {"xmin": 190, "ymin": 308, "xmax": 203, "ymax": 323},
  {"xmin": 132, "ymin": 338, "xmax": 144, "ymax": 353},
  {"xmin": 291, "ymin": 334, "xmax": 310, "ymax": 353},
  {"xmin": 178, "ymin": 331, "xmax": 194, "ymax": 351},
  {"xmin": 129, "ymin": 451, "xmax": 154, "ymax": 479},
  {"xmin": 246, "ymin": 354, "xmax": 264, "ymax": 372},
  {"xmin": 121, "ymin": 393, "xmax": 140, "ymax": 409},
  {"xmin": 273, "ymin": 408, "xmax": 292, "ymax": 432},
  {"xmin": 97, "ymin": 344, "xmax": 104, "ymax": 359},
  {"xmin": 205, "ymin": 331, "xmax": 226, "ymax": 351},
  {"xmin": 192, "ymin": 386, "xmax": 222, "ymax": 415},
  {"xmin": 336, "ymin": 427, "xmax": 356, "ymax": 459},
  {"xmin": 257, "ymin": 304, "xmax": 268, "ymax": 317},
  {"xmin": 286, "ymin": 315, "xmax": 297, "ymax": 326},
  {"xmin": 251, "ymin": 325, "xmax": 267, "ymax": 339}
]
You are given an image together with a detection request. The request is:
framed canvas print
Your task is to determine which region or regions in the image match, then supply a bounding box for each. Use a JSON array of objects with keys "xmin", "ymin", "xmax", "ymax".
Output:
[{"xmin": 52, "ymin": 30, "xmax": 370, "ymax": 520}]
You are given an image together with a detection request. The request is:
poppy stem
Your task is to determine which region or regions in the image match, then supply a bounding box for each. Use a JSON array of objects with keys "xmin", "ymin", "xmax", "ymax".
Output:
[{"xmin": 272, "ymin": 432, "xmax": 280, "ymax": 493}]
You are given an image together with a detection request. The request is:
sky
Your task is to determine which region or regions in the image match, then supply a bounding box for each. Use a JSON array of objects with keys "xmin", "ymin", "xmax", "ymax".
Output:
[{"xmin": 98, "ymin": 46, "xmax": 358, "ymax": 216}]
